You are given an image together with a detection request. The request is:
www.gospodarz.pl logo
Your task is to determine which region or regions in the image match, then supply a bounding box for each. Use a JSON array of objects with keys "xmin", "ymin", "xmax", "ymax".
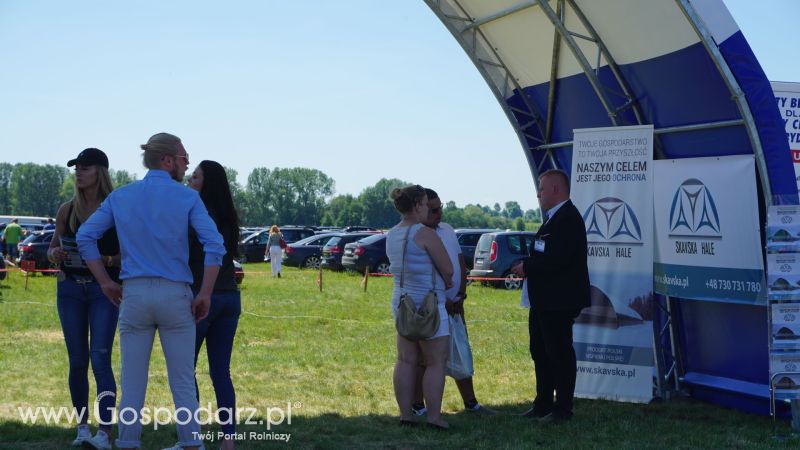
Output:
[
  {"xmin": 582, "ymin": 197, "xmax": 642, "ymax": 244},
  {"xmin": 668, "ymin": 178, "xmax": 721, "ymax": 239}
]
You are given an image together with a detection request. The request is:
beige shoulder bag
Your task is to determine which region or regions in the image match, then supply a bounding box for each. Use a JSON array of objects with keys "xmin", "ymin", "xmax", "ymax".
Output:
[{"xmin": 395, "ymin": 225, "xmax": 440, "ymax": 341}]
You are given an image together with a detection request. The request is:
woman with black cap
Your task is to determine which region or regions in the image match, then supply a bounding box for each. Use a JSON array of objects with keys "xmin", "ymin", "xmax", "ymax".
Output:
[{"xmin": 48, "ymin": 148, "xmax": 120, "ymax": 450}]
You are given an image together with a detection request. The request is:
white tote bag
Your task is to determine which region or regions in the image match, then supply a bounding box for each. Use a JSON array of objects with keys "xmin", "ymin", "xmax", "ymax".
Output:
[{"xmin": 445, "ymin": 314, "xmax": 474, "ymax": 380}]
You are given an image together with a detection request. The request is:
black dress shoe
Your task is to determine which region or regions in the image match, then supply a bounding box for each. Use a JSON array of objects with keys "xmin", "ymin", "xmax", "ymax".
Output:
[
  {"xmin": 519, "ymin": 407, "xmax": 551, "ymax": 418},
  {"xmin": 538, "ymin": 412, "xmax": 571, "ymax": 424}
]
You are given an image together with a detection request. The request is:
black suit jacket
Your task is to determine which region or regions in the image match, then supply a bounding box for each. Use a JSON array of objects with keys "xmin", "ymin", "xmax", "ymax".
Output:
[{"xmin": 523, "ymin": 199, "xmax": 590, "ymax": 312}]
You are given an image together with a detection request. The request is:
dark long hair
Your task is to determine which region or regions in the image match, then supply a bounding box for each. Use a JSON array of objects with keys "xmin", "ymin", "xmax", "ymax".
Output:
[{"xmin": 197, "ymin": 160, "xmax": 240, "ymax": 257}]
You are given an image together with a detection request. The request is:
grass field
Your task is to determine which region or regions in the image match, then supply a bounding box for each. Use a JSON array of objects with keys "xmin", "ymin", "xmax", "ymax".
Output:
[{"xmin": 0, "ymin": 264, "xmax": 797, "ymax": 449}]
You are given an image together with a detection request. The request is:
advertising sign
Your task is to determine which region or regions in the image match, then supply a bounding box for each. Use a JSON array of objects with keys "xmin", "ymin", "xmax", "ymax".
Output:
[
  {"xmin": 570, "ymin": 125, "xmax": 654, "ymax": 403},
  {"xmin": 654, "ymin": 155, "xmax": 766, "ymax": 304}
]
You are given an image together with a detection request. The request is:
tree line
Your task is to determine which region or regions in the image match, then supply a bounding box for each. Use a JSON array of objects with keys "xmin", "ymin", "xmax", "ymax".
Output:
[{"xmin": 0, "ymin": 163, "xmax": 542, "ymax": 230}]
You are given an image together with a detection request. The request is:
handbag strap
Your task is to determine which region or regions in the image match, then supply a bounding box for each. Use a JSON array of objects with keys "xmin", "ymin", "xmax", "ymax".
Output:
[
  {"xmin": 399, "ymin": 225, "xmax": 411, "ymax": 289},
  {"xmin": 399, "ymin": 224, "xmax": 437, "ymax": 291}
]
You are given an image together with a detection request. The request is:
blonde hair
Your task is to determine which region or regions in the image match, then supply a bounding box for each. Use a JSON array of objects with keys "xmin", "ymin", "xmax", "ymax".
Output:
[
  {"xmin": 69, "ymin": 166, "xmax": 114, "ymax": 231},
  {"xmin": 269, "ymin": 225, "xmax": 280, "ymax": 235},
  {"xmin": 141, "ymin": 132, "xmax": 181, "ymax": 169}
]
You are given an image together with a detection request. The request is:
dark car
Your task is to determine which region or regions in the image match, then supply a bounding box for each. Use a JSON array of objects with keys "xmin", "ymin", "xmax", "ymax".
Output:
[
  {"xmin": 469, "ymin": 231, "xmax": 537, "ymax": 289},
  {"xmin": 341, "ymin": 234, "xmax": 390, "ymax": 274},
  {"xmin": 233, "ymin": 260, "xmax": 244, "ymax": 284},
  {"xmin": 18, "ymin": 230, "xmax": 55, "ymax": 271},
  {"xmin": 341, "ymin": 226, "xmax": 379, "ymax": 233},
  {"xmin": 282, "ymin": 233, "xmax": 337, "ymax": 269},
  {"xmin": 237, "ymin": 226, "xmax": 316, "ymax": 263},
  {"xmin": 455, "ymin": 228, "xmax": 500, "ymax": 270},
  {"xmin": 320, "ymin": 232, "xmax": 380, "ymax": 271}
]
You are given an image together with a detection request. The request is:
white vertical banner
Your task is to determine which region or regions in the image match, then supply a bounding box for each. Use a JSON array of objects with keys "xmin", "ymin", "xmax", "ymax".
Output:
[
  {"xmin": 771, "ymin": 81, "xmax": 800, "ymax": 194},
  {"xmin": 570, "ymin": 125, "xmax": 654, "ymax": 403},
  {"xmin": 653, "ymin": 155, "xmax": 765, "ymax": 303}
]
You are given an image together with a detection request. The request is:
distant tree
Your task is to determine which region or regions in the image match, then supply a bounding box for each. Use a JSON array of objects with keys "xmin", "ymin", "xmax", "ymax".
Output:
[
  {"xmin": 224, "ymin": 166, "xmax": 250, "ymax": 224},
  {"xmin": 110, "ymin": 169, "xmax": 137, "ymax": 188},
  {"xmin": 493, "ymin": 203, "xmax": 502, "ymax": 215},
  {"xmin": 0, "ymin": 163, "xmax": 14, "ymax": 213},
  {"xmin": 504, "ymin": 201, "xmax": 523, "ymax": 219},
  {"xmin": 324, "ymin": 194, "xmax": 362, "ymax": 227},
  {"xmin": 245, "ymin": 167, "xmax": 274, "ymax": 226},
  {"xmin": 358, "ymin": 178, "xmax": 411, "ymax": 228},
  {"xmin": 514, "ymin": 217, "xmax": 526, "ymax": 231},
  {"xmin": 462, "ymin": 205, "xmax": 490, "ymax": 228},
  {"xmin": 524, "ymin": 208, "xmax": 542, "ymax": 222},
  {"xmin": 291, "ymin": 168, "xmax": 335, "ymax": 224},
  {"xmin": 60, "ymin": 173, "xmax": 75, "ymax": 204},
  {"xmin": 10, "ymin": 163, "xmax": 67, "ymax": 216}
]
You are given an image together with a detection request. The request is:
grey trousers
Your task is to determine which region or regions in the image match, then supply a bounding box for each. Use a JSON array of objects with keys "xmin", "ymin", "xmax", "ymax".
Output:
[{"xmin": 115, "ymin": 277, "xmax": 203, "ymax": 449}]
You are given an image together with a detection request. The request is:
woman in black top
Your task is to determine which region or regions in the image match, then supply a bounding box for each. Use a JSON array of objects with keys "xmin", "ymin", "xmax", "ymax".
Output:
[
  {"xmin": 187, "ymin": 160, "xmax": 241, "ymax": 450},
  {"xmin": 47, "ymin": 148, "xmax": 120, "ymax": 449}
]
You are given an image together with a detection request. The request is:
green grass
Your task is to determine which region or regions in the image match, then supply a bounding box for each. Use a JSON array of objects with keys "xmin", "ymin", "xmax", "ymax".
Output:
[{"xmin": 0, "ymin": 265, "xmax": 797, "ymax": 449}]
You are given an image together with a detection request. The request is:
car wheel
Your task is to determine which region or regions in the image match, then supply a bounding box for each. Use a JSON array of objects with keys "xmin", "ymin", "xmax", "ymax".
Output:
[
  {"xmin": 375, "ymin": 260, "xmax": 391, "ymax": 274},
  {"xmin": 503, "ymin": 272, "xmax": 522, "ymax": 290},
  {"xmin": 303, "ymin": 255, "xmax": 321, "ymax": 269}
]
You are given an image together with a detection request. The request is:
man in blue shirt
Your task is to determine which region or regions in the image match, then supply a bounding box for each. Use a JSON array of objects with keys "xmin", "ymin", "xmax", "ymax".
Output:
[{"xmin": 78, "ymin": 132, "xmax": 225, "ymax": 450}]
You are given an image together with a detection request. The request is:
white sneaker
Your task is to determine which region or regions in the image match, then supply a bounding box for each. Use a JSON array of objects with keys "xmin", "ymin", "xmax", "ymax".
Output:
[
  {"xmin": 71, "ymin": 424, "xmax": 91, "ymax": 446},
  {"xmin": 81, "ymin": 429, "xmax": 112, "ymax": 450}
]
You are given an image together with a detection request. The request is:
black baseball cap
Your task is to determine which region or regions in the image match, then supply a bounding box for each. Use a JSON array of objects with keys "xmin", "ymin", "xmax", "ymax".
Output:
[{"xmin": 67, "ymin": 148, "xmax": 109, "ymax": 168}]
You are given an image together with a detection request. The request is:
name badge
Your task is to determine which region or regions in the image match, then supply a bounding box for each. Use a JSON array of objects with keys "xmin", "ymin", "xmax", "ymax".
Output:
[{"xmin": 534, "ymin": 239, "xmax": 545, "ymax": 253}]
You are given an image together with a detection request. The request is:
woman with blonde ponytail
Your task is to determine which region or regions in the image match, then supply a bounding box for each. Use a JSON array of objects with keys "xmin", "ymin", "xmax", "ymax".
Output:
[{"xmin": 48, "ymin": 148, "xmax": 121, "ymax": 450}]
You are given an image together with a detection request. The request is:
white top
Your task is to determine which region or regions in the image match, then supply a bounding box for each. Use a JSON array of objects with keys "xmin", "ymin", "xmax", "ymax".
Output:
[{"xmin": 435, "ymin": 222, "xmax": 462, "ymax": 301}]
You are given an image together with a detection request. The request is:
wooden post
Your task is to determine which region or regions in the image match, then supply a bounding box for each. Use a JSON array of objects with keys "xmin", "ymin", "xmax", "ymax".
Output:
[
  {"xmin": 317, "ymin": 264, "xmax": 323, "ymax": 292},
  {"xmin": 362, "ymin": 266, "xmax": 370, "ymax": 292},
  {"xmin": 21, "ymin": 260, "xmax": 35, "ymax": 291}
]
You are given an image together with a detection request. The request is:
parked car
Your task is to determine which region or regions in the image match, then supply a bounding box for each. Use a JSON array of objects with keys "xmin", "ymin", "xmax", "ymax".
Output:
[
  {"xmin": 233, "ymin": 260, "xmax": 244, "ymax": 284},
  {"xmin": 469, "ymin": 231, "xmax": 537, "ymax": 289},
  {"xmin": 282, "ymin": 233, "xmax": 337, "ymax": 269},
  {"xmin": 341, "ymin": 226, "xmax": 379, "ymax": 233},
  {"xmin": 341, "ymin": 234, "xmax": 390, "ymax": 274},
  {"xmin": 455, "ymin": 228, "xmax": 500, "ymax": 270},
  {"xmin": 238, "ymin": 226, "xmax": 316, "ymax": 263},
  {"xmin": 320, "ymin": 232, "xmax": 380, "ymax": 271},
  {"xmin": 17, "ymin": 230, "xmax": 55, "ymax": 271}
]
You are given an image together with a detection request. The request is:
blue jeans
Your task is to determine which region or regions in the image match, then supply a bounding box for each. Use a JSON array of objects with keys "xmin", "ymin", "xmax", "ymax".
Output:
[
  {"xmin": 56, "ymin": 278, "xmax": 119, "ymax": 428},
  {"xmin": 194, "ymin": 289, "xmax": 241, "ymax": 435}
]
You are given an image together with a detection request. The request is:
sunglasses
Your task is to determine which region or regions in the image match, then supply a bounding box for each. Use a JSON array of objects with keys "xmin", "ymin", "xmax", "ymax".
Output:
[
  {"xmin": 430, "ymin": 207, "xmax": 442, "ymax": 214},
  {"xmin": 175, "ymin": 153, "xmax": 190, "ymax": 165}
]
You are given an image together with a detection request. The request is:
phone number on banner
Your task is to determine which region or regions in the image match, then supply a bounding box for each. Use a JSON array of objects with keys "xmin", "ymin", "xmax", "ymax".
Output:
[{"xmin": 704, "ymin": 278, "xmax": 762, "ymax": 293}]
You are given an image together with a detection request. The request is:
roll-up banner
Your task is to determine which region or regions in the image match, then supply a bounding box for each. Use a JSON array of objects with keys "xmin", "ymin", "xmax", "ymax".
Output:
[
  {"xmin": 771, "ymin": 81, "xmax": 800, "ymax": 194},
  {"xmin": 653, "ymin": 155, "xmax": 766, "ymax": 304},
  {"xmin": 571, "ymin": 125, "xmax": 654, "ymax": 403}
]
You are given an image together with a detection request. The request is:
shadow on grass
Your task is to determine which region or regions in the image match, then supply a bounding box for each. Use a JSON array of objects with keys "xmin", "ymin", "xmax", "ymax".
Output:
[{"xmin": 2, "ymin": 399, "xmax": 799, "ymax": 449}]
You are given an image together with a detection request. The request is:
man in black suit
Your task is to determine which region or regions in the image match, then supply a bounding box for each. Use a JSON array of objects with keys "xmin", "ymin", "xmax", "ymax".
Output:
[{"xmin": 512, "ymin": 169, "xmax": 589, "ymax": 424}]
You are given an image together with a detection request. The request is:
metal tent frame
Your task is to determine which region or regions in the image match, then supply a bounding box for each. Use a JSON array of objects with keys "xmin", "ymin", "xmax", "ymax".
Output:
[{"xmin": 425, "ymin": 0, "xmax": 784, "ymax": 406}]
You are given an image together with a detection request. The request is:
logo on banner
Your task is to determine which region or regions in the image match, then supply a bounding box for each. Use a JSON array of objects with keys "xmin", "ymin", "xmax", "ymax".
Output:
[
  {"xmin": 582, "ymin": 197, "xmax": 641, "ymax": 259},
  {"xmin": 583, "ymin": 197, "xmax": 642, "ymax": 243},
  {"xmin": 668, "ymin": 179, "xmax": 721, "ymax": 239}
]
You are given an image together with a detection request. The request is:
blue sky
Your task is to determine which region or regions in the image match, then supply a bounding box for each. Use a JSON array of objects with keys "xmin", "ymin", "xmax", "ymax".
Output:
[{"xmin": 0, "ymin": 1, "xmax": 796, "ymax": 211}]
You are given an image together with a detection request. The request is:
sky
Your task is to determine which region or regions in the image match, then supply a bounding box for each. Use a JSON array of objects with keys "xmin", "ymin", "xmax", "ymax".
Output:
[{"xmin": 0, "ymin": 0, "xmax": 797, "ymax": 212}]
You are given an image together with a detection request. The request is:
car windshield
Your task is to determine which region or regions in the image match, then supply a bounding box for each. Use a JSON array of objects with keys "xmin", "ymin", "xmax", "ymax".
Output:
[
  {"xmin": 358, "ymin": 234, "xmax": 385, "ymax": 245},
  {"xmin": 324, "ymin": 237, "xmax": 342, "ymax": 248}
]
